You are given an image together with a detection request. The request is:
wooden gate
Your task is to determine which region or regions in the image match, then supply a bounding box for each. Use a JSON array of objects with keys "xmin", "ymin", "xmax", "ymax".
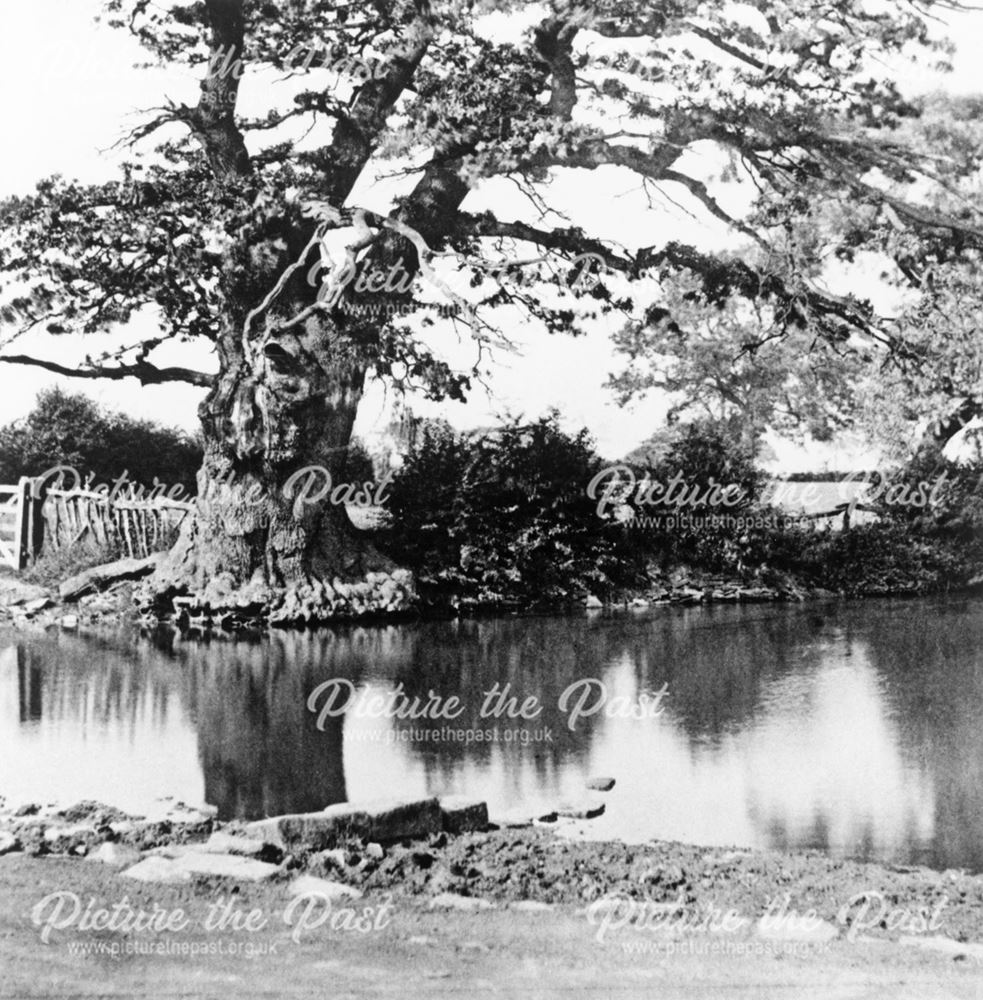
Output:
[{"xmin": 0, "ymin": 479, "xmax": 30, "ymax": 570}]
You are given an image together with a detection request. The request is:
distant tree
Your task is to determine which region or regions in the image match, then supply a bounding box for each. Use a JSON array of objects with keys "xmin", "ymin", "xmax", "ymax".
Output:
[
  {"xmin": 609, "ymin": 289, "xmax": 867, "ymax": 457},
  {"xmin": 644, "ymin": 420, "xmax": 763, "ymax": 500},
  {"xmin": 612, "ymin": 418, "xmax": 766, "ymax": 576},
  {"xmin": 609, "ymin": 93, "xmax": 983, "ymax": 462},
  {"xmin": 0, "ymin": 387, "xmax": 203, "ymax": 492}
]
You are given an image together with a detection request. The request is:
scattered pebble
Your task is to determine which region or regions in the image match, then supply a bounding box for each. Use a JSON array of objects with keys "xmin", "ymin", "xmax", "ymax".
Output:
[
  {"xmin": 287, "ymin": 875, "xmax": 363, "ymax": 901},
  {"xmin": 428, "ymin": 893, "xmax": 495, "ymax": 912},
  {"xmin": 898, "ymin": 936, "xmax": 983, "ymax": 961},
  {"xmin": 586, "ymin": 777, "xmax": 616, "ymax": 792},
  {"xmin": 315, "ymin": 848, "xmax": 348, "ymax": 870},
  {"xmin": 0, "ymin": 832, "xmax": 21, "ymax": 856},
  {"xmin": 88, "ymin": 842, "xmax": 142, "ymax": 868},
  {"xmin": 556, "ymin": 799, "xmax": 605, "ymax": 820}
]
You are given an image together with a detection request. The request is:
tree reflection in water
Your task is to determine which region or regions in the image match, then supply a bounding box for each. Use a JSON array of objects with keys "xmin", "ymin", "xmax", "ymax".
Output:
[{"xmin": 2, "ymin": 597, "xmax": 982, "ymax": 871}]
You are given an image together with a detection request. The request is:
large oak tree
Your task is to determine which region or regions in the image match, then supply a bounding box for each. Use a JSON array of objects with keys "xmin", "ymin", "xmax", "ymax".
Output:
[{"xmin": 0, "ymin": 0, "xmax": 979, "ymax": 623}]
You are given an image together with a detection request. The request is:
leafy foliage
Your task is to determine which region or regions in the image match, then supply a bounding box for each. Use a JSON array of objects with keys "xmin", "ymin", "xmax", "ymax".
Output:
[
  {"xmin": 609, "ymin": 276, "xmax": 869, "ymax": 453},
  {"xmin": 2, "ymin": 1, "xmax": 983, "ymax": 603},
  {"xmin": 872, "ymin": 446, "xmax": 983, "ymax": 558},
  {"xmin": 21, "ymin": 535, "xmax": 129, "ymax": 591},
  {"xmin": 744, "ymin": 447, "xmax": 983, "ymax": 594},
  {"xmin": 382, "ymin": 414, "xmax": 646, "ymax": 606},
  {"xmin": 344, "ymin": 437, "xmax": 378, "ymax": 483},
  {"xmin": 745, "ymin": 519, "xmax": 975, "ymax": 596},
  {"xmin": 0, "ymin": 388, "xmax": 203, "ymax": 492},
  {"xmin": 383, "ymin": 412, "xmax": 982, "ymax": 605},
  {"xmin": 1, "ymin": 0, "xmax": 978, "ymax": 405},
  {"xmin": 617, "ymin": 419, "xmax": 765, "ymax": 574}
]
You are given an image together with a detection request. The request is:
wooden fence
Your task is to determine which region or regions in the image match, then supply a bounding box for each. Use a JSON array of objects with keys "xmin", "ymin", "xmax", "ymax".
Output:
[
  {"xmin": 793, "ymin": 501, "xmax": 881, "ymax": 530},
  {"xmin": 41, "ymin": 488, "xmax": 193, "ymax": 561},
  {"xmin": 1, "ymin": 475, "xmax": 882, "ymax": 572}
]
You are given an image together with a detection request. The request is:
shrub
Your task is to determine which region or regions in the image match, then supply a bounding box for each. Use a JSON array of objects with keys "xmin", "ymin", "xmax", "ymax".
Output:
[
  {"xmin": 0, "ymin": 387, "xmax": 202, "ymax": 492},
  {"xmin": 627, "ymin": 419, "xmax": 765, "ymax": 574},
  {"xmin": 874, "ymin": 448, "xmax": 983, "ymax": 549},
  {"xmin": 743, "ymin": 520, "xmax": 968, "ymax": 595},
  {"xmin": 383, "ymin": 413, "xmax": 645, "ymax": 606},
  {"xmin": 742, "ymin": 447, "xmax": 983, "ymax": 594},
  {"xmin": 344, "ymin": 438, "xmax": 377, "ymax": 483}
]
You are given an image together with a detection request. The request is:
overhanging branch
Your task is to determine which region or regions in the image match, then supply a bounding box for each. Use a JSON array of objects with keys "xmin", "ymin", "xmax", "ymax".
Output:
[{"xmin": 0, "ymin": 354, "xmax": 214, "ymax": 388}]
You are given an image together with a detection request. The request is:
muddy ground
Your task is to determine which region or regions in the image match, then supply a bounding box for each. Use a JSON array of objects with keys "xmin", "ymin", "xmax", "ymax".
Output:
[{"xmin": 2, "ymin": 815, "xmax": 983, "ymax": 999}]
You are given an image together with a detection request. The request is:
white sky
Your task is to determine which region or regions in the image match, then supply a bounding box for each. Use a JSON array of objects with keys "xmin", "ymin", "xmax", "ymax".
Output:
[{"xmin": 1, "ymin": 1, "xmax": 981, "ymax": 466}]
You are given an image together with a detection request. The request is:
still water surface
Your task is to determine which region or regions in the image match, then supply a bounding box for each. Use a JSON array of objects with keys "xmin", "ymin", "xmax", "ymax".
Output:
[{"xmin": 2, "ymin": 597, "xmax": 981, "ymax": 871}]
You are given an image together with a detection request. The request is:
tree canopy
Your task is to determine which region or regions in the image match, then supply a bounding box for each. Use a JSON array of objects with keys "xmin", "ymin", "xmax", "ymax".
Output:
[{"xmin": 1, "ymin": 0, "xmax": 981, "ymax": 426}]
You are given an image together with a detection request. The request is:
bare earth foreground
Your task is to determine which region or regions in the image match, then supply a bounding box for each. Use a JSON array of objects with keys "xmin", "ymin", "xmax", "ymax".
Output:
[{"xmin": 2, "ymin": 828, "xmax": 983, "ymax": 1000}]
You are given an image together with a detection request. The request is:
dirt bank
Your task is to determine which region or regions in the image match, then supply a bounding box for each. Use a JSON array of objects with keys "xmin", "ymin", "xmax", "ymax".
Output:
[
  {"xmin": 2, "ymin": 819, "xmax": 983, "ymax": 999},
  {"xmin": 4, "ymin": 557, "xmax": 974, "ymax": 638}
]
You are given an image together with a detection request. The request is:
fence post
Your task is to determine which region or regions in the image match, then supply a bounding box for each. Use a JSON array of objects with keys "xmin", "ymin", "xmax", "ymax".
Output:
[
  {"xmin": 14, "ymin": 478, "xmax": 32, "ymax": 570},
  {"xmin": 28, "ymin": 477, "xmax": 46, "ymax": 565}
]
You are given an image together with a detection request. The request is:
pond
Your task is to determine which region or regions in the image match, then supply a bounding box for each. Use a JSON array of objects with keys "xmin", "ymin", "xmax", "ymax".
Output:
[{"xmin": 2, "ymin": 595, "xmax": 982, "ymax": 872}]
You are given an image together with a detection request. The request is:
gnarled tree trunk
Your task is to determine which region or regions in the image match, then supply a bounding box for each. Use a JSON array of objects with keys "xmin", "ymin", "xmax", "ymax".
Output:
[
  {"xmin": 139, "ymin": 305, "xmax": 414, "ymax": 627},
  {"xmin": 137, "ymin": 124, "xmax": 468, "ymax": 629}
]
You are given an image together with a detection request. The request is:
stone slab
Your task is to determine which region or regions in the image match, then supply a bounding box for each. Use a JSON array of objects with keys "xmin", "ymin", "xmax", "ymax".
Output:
[
  {"xmin": 121, "ymin": 857, "xmax": 192, "ymax": 884},
  {"xmin": 172, "ymin": 852, "xmax": 280, "ymax": 882},
  {"xmin": 439, "ymin": 797, "xmax": 489, "ymax": 835},
  {"xmin": 246, "ymin": 797, "xmax": 441, "ymax": 850}
]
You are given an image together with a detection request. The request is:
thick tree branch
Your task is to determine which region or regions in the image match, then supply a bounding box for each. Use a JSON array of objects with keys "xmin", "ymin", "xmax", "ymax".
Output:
[
  {"xmin": 190, "ymin": 0, "xmax": 252, "ymax": 179},
  {"xmin": 456, "ymin": 212, "xmax": 635, "ymax": 274},
  {"xmin": 685, "ymin": 23, "xmax": 768, "ymax": 72},
  {"xmin": 535, "ymin": 17, "xmax": 579, "ymax": 120},
  {"xmin": 658, "ymin": 169, "xmax": 765, "ymax": 245},
  {"xmin": 0, "ymin": 354, "xmax": 214, "ymax": 388},
  {"xmin": 319, "ymin": 9, "xmax": 435, "ymax": 205},
  {"xmin": 530, "ymin": 136, "xmax": 683, "ymax": 177},
  {"xmin": 453, "ymin": 213, "xmax": 918, "ymax": 358}
]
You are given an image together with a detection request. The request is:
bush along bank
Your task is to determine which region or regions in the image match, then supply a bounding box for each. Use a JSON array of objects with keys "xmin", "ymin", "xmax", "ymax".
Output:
[
  {"xmin": 3, "ymin": 418, "xmax": 980, "ymax": 631},
  {"xmin": 375, "ymin": 416, "xmax": 983, "ymax": 615}
]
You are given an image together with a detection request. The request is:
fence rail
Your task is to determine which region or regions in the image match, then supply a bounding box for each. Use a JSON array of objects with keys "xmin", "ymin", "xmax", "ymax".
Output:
[
  {"xmin": 41, "ymin": 488, "xmax": 193, "ymax": 561},
  {"xmin": 792, "ymin": 501, "xmax": 881, "ymax": 530},
  {"xmin": 0, "ymin": 483, "xmax": 20, "ymax": 569}
]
